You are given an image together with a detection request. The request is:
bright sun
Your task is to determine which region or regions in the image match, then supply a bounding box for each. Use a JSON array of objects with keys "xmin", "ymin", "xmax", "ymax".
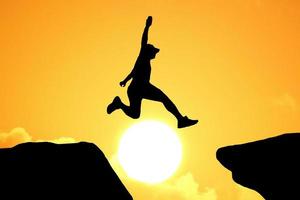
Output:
[{"xmin": 118, "ymin": 120, "xmax": 182, "ymax": 184}]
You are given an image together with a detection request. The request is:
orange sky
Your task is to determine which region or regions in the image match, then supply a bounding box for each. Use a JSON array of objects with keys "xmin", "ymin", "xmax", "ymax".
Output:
[{"xmin": 1, "ymin": 1, "xmax": 299, "ymax": 199}]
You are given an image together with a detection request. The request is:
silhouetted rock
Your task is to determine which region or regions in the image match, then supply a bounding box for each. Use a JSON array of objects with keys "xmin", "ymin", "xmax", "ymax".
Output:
[
  {"xmin": 0, "ymin": 142, "xmax": 133, "ymax": 199},
  {"xmin": 217, "ymin": 133, "xmax": 300, "ymax": 199}
]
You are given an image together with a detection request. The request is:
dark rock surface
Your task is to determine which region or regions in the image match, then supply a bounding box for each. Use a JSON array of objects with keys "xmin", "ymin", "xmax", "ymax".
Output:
[
  {"xmin": 217, "ymin": 133, "xmax": 300, "ymax": 200},
  {"xmin": 0, "ymin": 142, "xmax": 133, "ymax": 199}
]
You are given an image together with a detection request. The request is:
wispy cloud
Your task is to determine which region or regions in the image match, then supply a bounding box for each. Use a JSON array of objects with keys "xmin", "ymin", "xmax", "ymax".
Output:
[
  {"xmin": 109, "ymin": 154, "xmax": 217, "ymax": 200},
  {"xmin": 153, "ymin": 173, "xmax": 217, "ymax": 200},
  {"xmin": 36, "ymin": 137, "xmax": 76, "ymax": 144},
  {"xmin": 0, "ymin": 128, "xmax": 75, "ymax": 148},
  {"xmin": 272, "ymin": 93, "xmax": 297, "ymax": 111},
  {"xmin": 237, "ymin": 185, "xmax": 264, "ymax": 200},
  {"xmin": 0, "ymin": 128, "xmax": 32, "ymax": 147}
]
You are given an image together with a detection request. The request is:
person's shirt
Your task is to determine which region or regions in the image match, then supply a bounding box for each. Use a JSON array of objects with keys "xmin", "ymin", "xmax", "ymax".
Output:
[{"xmin": 131, "ymin": 51, "xmax": 151, "ymax": 85}]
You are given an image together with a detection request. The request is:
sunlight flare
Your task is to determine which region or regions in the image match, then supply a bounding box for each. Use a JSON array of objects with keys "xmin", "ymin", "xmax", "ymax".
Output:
[{"xmin": 118, "ymin": 120, "xmax": 182, "ymax": 184}]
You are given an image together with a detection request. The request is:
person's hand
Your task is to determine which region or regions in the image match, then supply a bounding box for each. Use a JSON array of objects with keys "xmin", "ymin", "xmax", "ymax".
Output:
[
  {"xmin": 146, "ymin": 16, "xmax": 152, "ymax": 27},
  {"xmin": 120, "ymin": 80, "xmax": 126, "ymax": 87}
]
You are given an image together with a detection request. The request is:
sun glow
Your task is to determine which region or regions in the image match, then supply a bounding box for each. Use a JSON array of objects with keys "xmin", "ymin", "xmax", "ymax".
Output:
[{"xmin": 118, "ymin": 120, "xmax": 182, "ymax": 184}]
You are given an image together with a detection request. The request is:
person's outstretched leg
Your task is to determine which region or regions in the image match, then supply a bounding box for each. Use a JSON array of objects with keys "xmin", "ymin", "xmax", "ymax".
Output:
[
  {"xmin": 143, "ymin": 84, "xmax": 198, "ymax": 128},
  {"xmin": 107, "ymin": 86, "xmax": 142, "ymax": 119},
  {"xmin": 144, "ymin": 85, "xmax": 182, "ymax": 120}
]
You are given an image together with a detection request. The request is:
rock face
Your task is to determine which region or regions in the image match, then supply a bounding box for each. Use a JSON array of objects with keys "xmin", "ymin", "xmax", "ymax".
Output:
[
  {"xmin": 217, "ymin": 133, "xmax": 300, "ymax": 200},
  {"xmin": 0, "ymin": 142, "xmax": 133, "ymax": 199}
]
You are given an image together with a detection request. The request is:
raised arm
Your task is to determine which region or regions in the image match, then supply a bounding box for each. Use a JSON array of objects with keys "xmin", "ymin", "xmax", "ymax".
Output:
[
  {"xmin": 120, "ymin": 16, "xmax": 153, "ymax": 87},
  {"xmin": 141, "ymin": 16, "xmax": 152, "ymax": 48}
]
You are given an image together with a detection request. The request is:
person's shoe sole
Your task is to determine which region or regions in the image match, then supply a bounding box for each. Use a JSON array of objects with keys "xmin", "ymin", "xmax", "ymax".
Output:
[
  {"xmin": 178, "ymin": 119, "xmax": 198, "ymax": 129},
  {"xmin": 107, "ymin": 103, "xmax": 114, "ymax": 114},
  {"xmin": 107, "ymin": 96, "xmax": 121, "ymax": 114}
]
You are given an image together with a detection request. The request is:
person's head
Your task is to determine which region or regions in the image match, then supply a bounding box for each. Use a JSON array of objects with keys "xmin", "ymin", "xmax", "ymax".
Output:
[{"xmin": 145, "ymin": 44, "xmax": 160, "ymax": 59}]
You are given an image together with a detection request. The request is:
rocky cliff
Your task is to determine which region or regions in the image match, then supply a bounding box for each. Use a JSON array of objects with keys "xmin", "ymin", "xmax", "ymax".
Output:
[
  {"xmin": 217, "ymin": 133, "xmax": 300, "ymax": 199},
  {"xmin": 0, "ymin": 142, "xmax": 133, "ymax": 199}
]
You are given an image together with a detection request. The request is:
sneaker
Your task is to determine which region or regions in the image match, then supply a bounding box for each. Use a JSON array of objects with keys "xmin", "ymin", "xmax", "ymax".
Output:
[
  {"xmin": 107, "ymin": 96, "xmax": 121, "ymax": 114},
  {"xmin": 178, "ymin": 116, "xmax": 198, "ymax": 128}
]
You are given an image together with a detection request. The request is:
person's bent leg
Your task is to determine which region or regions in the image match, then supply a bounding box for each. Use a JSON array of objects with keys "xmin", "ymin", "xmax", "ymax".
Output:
[
  {"xmin": 117, "ymin": 86, "xmax": 142, "ymax": 119},
  {"xmin": 119, "ymin": 98, "xmax": 141, "ymax": 119},
  {"xmin": 107, "ymin": 94, "xmax": 141, "ymax": 119}
]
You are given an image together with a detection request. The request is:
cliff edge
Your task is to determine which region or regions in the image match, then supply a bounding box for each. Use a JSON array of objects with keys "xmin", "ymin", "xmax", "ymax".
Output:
[
  {"xmin": 0, "ymin": 142, "xmax": 133, "ymax": 199},
  {"xmin": 217, "ymin": 133, "xmax": 300, "ymax": 199}
]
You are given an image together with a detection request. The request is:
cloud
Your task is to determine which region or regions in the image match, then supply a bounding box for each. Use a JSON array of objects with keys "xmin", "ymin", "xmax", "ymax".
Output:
[
  {"xmin": 109, "ymin": 154, "xmax": 217, "ymax": 200},
  {"xmin": 0, "ymin": 128, "xmax": 76, "ymax": 148},
  {"xmin": 237, "ymin": 185, "xmax": 264, "ymax": 200},
  {"xmin": 272, "ymin": 93, "xmax": 297, "ymax": 111},
  {"xmin": 0, "ymin": 128, "xmax": 32, "ymax": 148},
  {"xmin": 37, "ymin": 137, "xmax": 76, "ymax": 144},
  {"xmin": 153, "ymin": 173, "xmax": 217, "ymax": 200}
]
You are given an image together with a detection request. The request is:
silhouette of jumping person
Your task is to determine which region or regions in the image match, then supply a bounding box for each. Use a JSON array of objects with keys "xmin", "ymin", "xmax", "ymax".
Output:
[{"xmin": 107, "ymin": 16, "xmax": 198, "ymax": 128}]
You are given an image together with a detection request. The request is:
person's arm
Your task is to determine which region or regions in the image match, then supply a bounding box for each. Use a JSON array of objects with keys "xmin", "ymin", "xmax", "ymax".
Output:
[
  {"xmin": 120, "ymin": 17, "xmax": 152, "ymax": 87},
  {"xmin": 120, "ymin": 69, "xmax": 134, "ymax": 87},
  {"xmin": 141, "ymin": 16, "xmax": 152, "ymax": 48}
]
